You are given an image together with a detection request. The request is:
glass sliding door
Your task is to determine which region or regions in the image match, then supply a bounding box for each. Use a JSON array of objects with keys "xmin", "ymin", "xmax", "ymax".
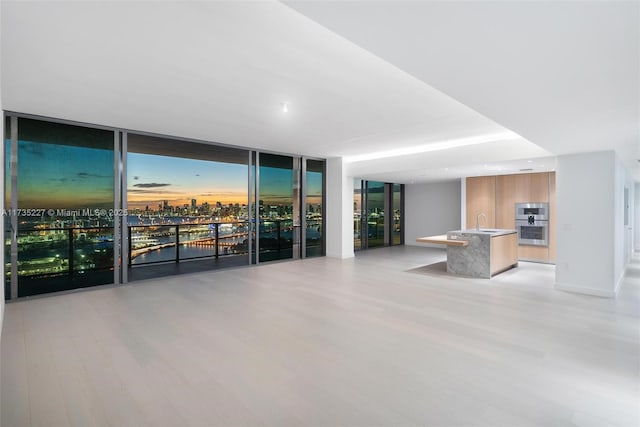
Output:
[
  {"xmin": 353, "ymin": 180, "xmax": 404, "ymax": 251},
  {"xmin": 392, "ymin": 183, "xmax": 403, "ymax": 245},
  {"xmin": 366, "ymin": 181, "xmax": 386, "ymax": 248},
  {"xmin": 305, "ymin": 159, "xmax": 324, "ymax": 257},
  {"xmin": 258, "ymin": 153, "xmax": 297, "ymax": 262},
  {"xmin": 5, "ymin": 117, "xmax": 115, "ymax": 298},
  {"xmin": 126, "ymin": 134, "xmax": 250, "ymax": 273},
  {"xmin": 353, "ymin": 179, "xmax": 363, "ymax": 251},
  {"xmin": 4, "ymin": 117, "xmax": 12, "ymax": 299},
  {"xmin": 3, "ymin": 113, "xmax": 326, "ymax": 298},
  {"xmin": 250, "ymin": 151, "xmax": 257, "ymax": 264}
]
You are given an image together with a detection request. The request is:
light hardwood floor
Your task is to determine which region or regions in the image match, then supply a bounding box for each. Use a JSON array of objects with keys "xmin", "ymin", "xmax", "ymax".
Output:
[{"xmin": 2, "ymin": 246, "xmax": 639, "ymax": 427}]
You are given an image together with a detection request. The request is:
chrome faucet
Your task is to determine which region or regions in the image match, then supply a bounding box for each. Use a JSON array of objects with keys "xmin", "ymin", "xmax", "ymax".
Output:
[{"xmin": 476, "ymin": 212, "xmax": 487, "ymax": 231}]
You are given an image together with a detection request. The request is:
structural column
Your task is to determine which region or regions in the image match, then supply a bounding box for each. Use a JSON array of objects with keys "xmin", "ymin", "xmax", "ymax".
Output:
[
  {"xmin": 326, "ymin": 157, "xmax": 354, "ymax": 259},
  {"xmin": 555, "ymin": 151, "xmax": 633, "ymax": 297}
]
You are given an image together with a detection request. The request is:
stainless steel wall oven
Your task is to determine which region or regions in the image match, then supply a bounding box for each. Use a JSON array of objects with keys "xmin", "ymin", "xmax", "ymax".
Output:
[{"xmin": 515, "ymin": 203, "xmax": 549, "ymax": 246}]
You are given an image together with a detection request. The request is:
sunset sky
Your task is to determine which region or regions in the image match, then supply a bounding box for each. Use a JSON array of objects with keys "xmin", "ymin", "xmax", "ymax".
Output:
[
  {"xmin": 127, "ymin": 153, "xmax": 249, "ymax": 209},
  {"xmin": 9, "ymin": 139, "xmax": 322, "ymax": 211},
  {"xmin": 128, "ymin": 153, "xmax": 323, "ymax": 209},
  {"xmin": 10, "ymin": 140, "xmax": 113, "ymax": 209}
]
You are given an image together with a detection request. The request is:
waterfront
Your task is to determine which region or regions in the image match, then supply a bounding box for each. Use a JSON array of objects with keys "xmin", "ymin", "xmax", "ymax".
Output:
[
  {"xmin": 130, "ymin": 221, "xmax": 322, "ymax": 265},
  {"xmin": 6, "ymin": 214, "xmax": 323, "ymax": 277}
]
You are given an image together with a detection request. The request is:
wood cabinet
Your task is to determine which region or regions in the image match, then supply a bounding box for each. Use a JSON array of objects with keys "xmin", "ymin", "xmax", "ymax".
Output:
[
  {"xmin": 514, "ymin": 172, "xmax": 549, "ymax": 203},
  {"xmin": 495, "ymin": 174, "xmax": 516, "ymax": 230},
  {"xmin": 468, "ymin": 172, "xmax": 555, "ymax": 263},
  {"xmin": 466, "ymin": 176, "xmax": 495, "ymax": 229},
  {"xmin": 490, "ymin": 233, "xmax": 519, "ymax": 276}
]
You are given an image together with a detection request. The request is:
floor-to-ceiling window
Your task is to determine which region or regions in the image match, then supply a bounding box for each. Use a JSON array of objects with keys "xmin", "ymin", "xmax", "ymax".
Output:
[
  {"xmin": 353, "ymin": 179, "xmax": 404, "ymax": 251},
  {"xmin": 305, "ymin": 159, "xmax": 325, "ymax": 257},
  {"xmin": 392, "ymin": 183, "xmax": 403, "ymax": 245},
  {"xmin": 354, "ymin": 179, "xmax": 363, "ymax": 251},
  {"xmin": 366, "ymin": 181, "xmax": 386, "ymax": 248},
  {"xmin": 3, "ymin": 114, "xmax": 326, "ymax": 299},
  {"xmin": 126, "ymin": 134, "xmax": 251, "ymax": 275},
  {"xmin": 257, "ymin": 153, "xmax": 296, "ymax": 262},
  {"xmin": 4, "ymin": 117, "xmax": 115, "ymax": 298}
]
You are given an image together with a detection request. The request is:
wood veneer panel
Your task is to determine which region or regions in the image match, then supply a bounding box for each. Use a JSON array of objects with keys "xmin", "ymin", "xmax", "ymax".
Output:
[
  {"xmin": 466, "ymin": 176, "xmax": 495, "ymax": 229},
  {"xmin": 496, "ymin": 174, "xmax": 516, "ymax": 229},
  {"xmin": 490, "ymin": 233, "xmax": 518, "ymax": 275},
  {"xmin": 514, "ymin": 172, "xmax": 549, "ymax": 203},
  {"xmin": 548, "ymin": 171, "xmax": 556, "ymax": 262},
  {"xmin": 415, "ymin": 236, "xmax": 468, "ymax": 246},
  {"xmin": 517, "ymin": 172, "xmax": 549, "ymax": 261},
  {"xmin": 497, "ymin": 173, "xmax": 549, "ymax": 262},
  {"xmin": 519, "ymin": 244, "xmax": 549, "ymax": 262},
  {"xmin": 471, "ymin": 173, "xmax": 552, "ymax": 263}
]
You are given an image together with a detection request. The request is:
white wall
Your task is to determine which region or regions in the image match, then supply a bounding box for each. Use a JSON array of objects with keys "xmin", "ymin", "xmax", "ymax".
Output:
[
  {"xmin": 326, "ymin": 157, "xmax": 354, "ymax": 259},
  {"xmin": 614, "ymin": 154, "xmax": 635, "ymax": 283},
  {"xmin": 555, "ymin": 151, "xmax": 629, "ymax": 297},
  {"xmin": 635, "ymin": 182, "xmax": 640, "ymax": 253},
  {"xmin": 405, "ymin": 180, "xmax": 461, "ymax": 248}
]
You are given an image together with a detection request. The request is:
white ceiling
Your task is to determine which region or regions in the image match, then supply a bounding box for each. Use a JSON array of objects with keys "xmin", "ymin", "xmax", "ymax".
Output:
[
  {"xmin": 1, "ymin": 1, "xmax": 637, "ymax": 182},
  {"xmin": 286, "ymin": 0, "xmax": 640, "ymax": 181}
]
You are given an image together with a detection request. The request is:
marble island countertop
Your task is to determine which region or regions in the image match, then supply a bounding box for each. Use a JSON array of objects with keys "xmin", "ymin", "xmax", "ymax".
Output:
[
  {"xmin": 449, "ymin": 228, "xmax": 517, "ymax": 236},
  {"xmin": 448, "ymin": 229, "xmax": 517, "ymax": 237},
  {"xmin": 415, "ymin": 229, "xmax": 517, "ymax": 246}
]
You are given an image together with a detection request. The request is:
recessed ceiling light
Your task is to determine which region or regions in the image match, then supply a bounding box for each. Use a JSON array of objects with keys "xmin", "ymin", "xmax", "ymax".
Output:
[
  {"xmin": 527, "ymin": 160, "xmax": 533, "ymax": 163},
  {"xmin": 281, "ymin": 102, "xmax": 289, "ymax": 113}
]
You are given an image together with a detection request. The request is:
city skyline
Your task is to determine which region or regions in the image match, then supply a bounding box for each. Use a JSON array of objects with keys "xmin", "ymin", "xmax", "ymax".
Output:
[
  {"xmin": 6, "ymin": 138, "xmax": 323, "ymax": 212},
  {"xmin": 127, "ymin": 153, "xmax": 249, "ymax": 209},
  {"xmin": 128, "ymin": 154, "xmax": 323, "ymax": 210}
]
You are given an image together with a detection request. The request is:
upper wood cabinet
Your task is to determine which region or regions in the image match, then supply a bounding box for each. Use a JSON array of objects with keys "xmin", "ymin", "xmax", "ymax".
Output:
[
  {"xmin": 548, "ymin": 172, "xmax": 556, "ymax": 262},
  {"xmin": 514, "ymin": 172, "xmax": 549, "ymax": 203},
  {"xmin": 466, "ymin": 176, "xmax": 496, "ymax": 229},
  {"xmin": 495, "ymin": 174, "xmax": 516, "ymax": 230}
]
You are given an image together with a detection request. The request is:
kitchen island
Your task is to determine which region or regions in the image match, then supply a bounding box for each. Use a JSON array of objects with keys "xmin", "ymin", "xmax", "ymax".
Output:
[{"xmin": 416, "ymin": 229, "xmax": 518, "ymax": 278}]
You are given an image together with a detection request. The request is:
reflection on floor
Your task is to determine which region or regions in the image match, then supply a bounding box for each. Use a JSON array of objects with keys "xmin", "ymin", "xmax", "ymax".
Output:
[
  {"xmin": 2, "ymin": 246, "xmax": 639, "ymax": 427},
  {"xmin": 128, "ymin": 255, "xmax": 250, "ymax": 282}
]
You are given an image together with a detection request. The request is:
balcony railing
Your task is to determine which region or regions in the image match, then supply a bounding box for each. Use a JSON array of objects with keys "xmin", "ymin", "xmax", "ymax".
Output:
[
  {"xmin": 129, "ymin": 221, "xmax": 251, "ymax": 266},
  {"xmin": 5, "ymin": 226, "xmax": 115, "ymax": 280},
  {"xmin": 5, "ymin": 220, "xmax": 322, "ymax": 292}
]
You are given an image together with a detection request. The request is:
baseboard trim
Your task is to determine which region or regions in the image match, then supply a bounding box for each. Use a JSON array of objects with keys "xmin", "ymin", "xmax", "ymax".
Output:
[
  {"xmin": 326, "ymin": 251, "xmax": 355, "ymax": 259},
  {"xmin": 519, "ymin": 258, "xmax": 555, "ymax": 265},
  {"xmin": 614, "ymin": 273, "xmax": 624, "ymax": 295},
  {"xmin": 554, "ymin": 282, "xmax": 617, "ymax": 298}
]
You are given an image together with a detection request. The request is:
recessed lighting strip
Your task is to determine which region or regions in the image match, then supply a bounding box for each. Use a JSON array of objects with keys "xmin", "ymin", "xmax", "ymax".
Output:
[{"xmin": 343, "ymin": 131, "xmax": 521, "ymax": 163}]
